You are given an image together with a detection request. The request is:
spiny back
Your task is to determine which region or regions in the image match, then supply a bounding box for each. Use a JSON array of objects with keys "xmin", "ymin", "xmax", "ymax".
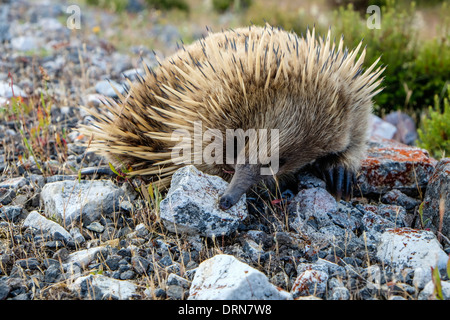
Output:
[{"xmin": 82, "ymin": 24, "xmax": 384, "ymax": 188}]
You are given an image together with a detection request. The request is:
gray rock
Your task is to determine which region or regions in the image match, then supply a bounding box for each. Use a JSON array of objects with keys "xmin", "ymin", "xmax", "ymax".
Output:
[
  {"xmin": 381, "ymin": 189, "xmax": 421, "ymax": 210},
  {"xmin": 135, "ymin": 223, "xmax": 149, "ymax": 238},
  {"xmin": 45, "ymin": 175, "xmax": 77, "ymax": 183},
  {"xmin": 120, "ymin": 270, "xmax": 135, "ymax": 280},
  {"xmin": 296, "ymin": 171, "xmax": 327, "ymax": 190},
  {"xmin": 44, "ymin": 264, "xmax": 62, "ymax": 284},
  {"xmin": 288, "ymin": 187, "xmax": 343, "ymax": 245},
  {"xmin": 0, "ymin": 205, "xmax": 22, "ymax": 222},
  {"xmin": 188, "ymin": 254, "xmax": 292, "ymax": 300},
  {"xmin": 422, "ymin": 158, "xmax": 450, "ymax": 239},
  {"xmin": 359, "ymin": 203, "xmax": 407, "ymax": 228},
  {"xmin": 242, "ymin": 238, "xmax": 267, "ymax": 263},
  {"xmin": 86, "ymin": 221, "xmax": 105, "ymax": 233},
  {"xmin": 15, "ymin": 258, "xmax": 40, "ymax": 270},
  {"xmin": 0, "ymin": 188, "xmax": 16, "ymax": 205},
  {"xmin": 166, "ymin": 285, "xmax": 185, "ymax": 300},
  {"xmin": 40, "ymin": 180, "xmax": 125, "ymax": 226},
  {"xmin": 328, "ymin": 286, "xmax": 351, "ymax": 300},
  {"xmin": 23, "ymin": 211, "xmax": 73, "ymax": 243},
  {"xmin": 69, "ymin": 227, "xmax": 85, "ymax": 246},
  {"xmin": 28, "ymin": 174, "xmax": 45, "ymax": 188},
  {"xmin": 370, "ymin": 114, "xmax": 397, "ymax": 140},
  {"xmin": 160, "ymin": 166, "xmax": 247, "ymax": 238},
  {"xmin": 0, "ymin": 280, "xmax": 10, "ymax": 300},
  {"xmin": 167, "ymin": 273, "xmax": 190, "ymax": 289},
  {"xmin": 0, "ymin": 177, "xmax": 28, "ymax": 190},
  {"xmin": 131, "ymin": 256, "xmax": 150, "ymax": 275},
  {"xmin": 361, "ymin": 210, "xmax": 397, "ymax": 234}
]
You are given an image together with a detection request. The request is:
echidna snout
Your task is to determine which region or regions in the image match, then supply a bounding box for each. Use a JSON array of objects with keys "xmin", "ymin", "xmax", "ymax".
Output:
[{"xmin": 219, "ymin": 163, "xmax": 263, "ymax": 210}]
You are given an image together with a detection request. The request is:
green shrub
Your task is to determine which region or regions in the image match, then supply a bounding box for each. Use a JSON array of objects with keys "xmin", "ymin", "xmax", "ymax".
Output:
[
  {"xmin": 245, "ymin": 1, "xmax": 450, "ymax": 119},
  {"xmin": 332, "ymin": 1, "xmax": 420, "ymax": 114},
  {"xmin": 145, "ymin": 0, "xmax": 190, "ymax": 12},
  {"xmin": 86, "ymin": 0, "xmax": 129, "ymax": 12},
  {"xmin": 212, "ymin": 0, "xmax": 252, "ymax": 13},
  {"xmin": 406, "ymin": 2, "xmax": 450, "ymax": 111},
  {"xmin": 417, "ymin": 85, "xmax": 450, "ymax": 159}
]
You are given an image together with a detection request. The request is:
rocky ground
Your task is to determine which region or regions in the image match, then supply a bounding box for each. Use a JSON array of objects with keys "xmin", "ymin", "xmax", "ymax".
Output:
[{"xmin": 0, "ymin": 0, "xmax": 449, "ymax": 301}]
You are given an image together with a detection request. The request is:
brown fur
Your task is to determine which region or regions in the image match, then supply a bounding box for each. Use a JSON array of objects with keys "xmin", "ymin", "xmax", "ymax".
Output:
[{"xmin": 80, "ymin": 24, "xmax": 384, "ymax": 208}]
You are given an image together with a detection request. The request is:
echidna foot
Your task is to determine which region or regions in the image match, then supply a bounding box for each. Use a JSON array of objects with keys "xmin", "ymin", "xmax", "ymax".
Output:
[{"xmin": 314, "ymin": 163, "xmax": 356, "ymax": 202}]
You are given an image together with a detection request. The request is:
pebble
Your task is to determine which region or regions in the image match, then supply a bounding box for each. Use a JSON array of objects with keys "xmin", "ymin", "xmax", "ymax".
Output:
[{"xmin": 86, "ymin": 221, "xmax": 105, "ymax": 233}]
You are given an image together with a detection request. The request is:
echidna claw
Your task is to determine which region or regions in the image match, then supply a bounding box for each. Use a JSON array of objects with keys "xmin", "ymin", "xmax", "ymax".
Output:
[{"xmin": 314, "ymin": 164, "xmax": 355, "ymax": 202}]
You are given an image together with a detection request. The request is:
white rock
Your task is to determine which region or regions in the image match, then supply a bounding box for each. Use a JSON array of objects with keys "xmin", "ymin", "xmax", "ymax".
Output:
[
  {"xmin": 188, "ymin": 254, "xmax": 292, "ymax": 300},
  {"xmin": 69, "ymin": 274, "xmax": 138, "ymax": 300},
  {"xmin": 11, "ymin": 36, "xmax": 43, "ymax": 52},
  {"xmin": 413, "ymin": 267, "xmax": 432, "ymax": 290},
  {"xmin": 418, "ymin": 280, "xmax": 450, "ymax": 300},
  {"xmin": 64, "ymin": 246, "xmax": 108, "ymax": 269},
  {"xmin": 23, "ymin": 211, "xmax": 73, "ymax": 243},
  {"xmin": 0, "ymin": 81, "xmax": 27, "ymax": 98},
  {"xmin": 95, "ymin": 80, "xmax": 125, "ymax": 98},
  {"xmin": 40, "ymin": 180, "xmax": 125, "ymax": 226},
  {"xmin": 159, "ymin": 166, "xmax": 247, "ymax": 238},
  {"xmin": 370, "ymin": 114, "xmax": 397, "ymax": 140},
  {"xmin": 376, "ymin": 228, "xmax": 449, "ymax": 275}
]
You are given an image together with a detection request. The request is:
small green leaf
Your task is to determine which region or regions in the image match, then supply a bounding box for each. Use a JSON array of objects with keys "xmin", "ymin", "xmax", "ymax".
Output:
[
  {"xmin": 108, "ymin": 162, "xmax": 124, "ymax": 178},
  {"xmin": 431, "ymin": 266, "xmax": 443, "ymax": 300}
]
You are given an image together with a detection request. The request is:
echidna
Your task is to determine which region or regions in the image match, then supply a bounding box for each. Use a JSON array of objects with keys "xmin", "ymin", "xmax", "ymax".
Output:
[{"xmin": 81, "ymin": 24, "xmax": 384, "ymax": 210}]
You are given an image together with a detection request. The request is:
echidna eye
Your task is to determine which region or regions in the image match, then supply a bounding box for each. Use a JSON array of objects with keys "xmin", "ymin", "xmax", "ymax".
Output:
[{"xmin": 279, "ymin": 158, "xmax": 287, "ymax": 167}]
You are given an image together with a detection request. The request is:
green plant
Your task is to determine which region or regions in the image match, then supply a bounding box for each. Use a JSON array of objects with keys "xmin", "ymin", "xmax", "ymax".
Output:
[
  {"xmin": 332, "ymin": 1, "xmax": 421, "ymax": 114},
  {"xmin": 245, "ymin": 1, "xmax": 422, "ymax": 115},
  {"xmin": 416, "ymin": 85, "xmax": 450, "ymax": 159},
  {"xmin": 406, "ymin": 1, "xmax": 450, "ymax": 111},
  {"xmin": 86, "ymin": 0, "xmax": 129, "ymax": 12},
  {"xmin": 145, "ymin": 0, "xmax": 190, "ymax": 12},
  {"xmin": 212, "ymin": 0, "xmax": 252, "ymax": 13}
]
